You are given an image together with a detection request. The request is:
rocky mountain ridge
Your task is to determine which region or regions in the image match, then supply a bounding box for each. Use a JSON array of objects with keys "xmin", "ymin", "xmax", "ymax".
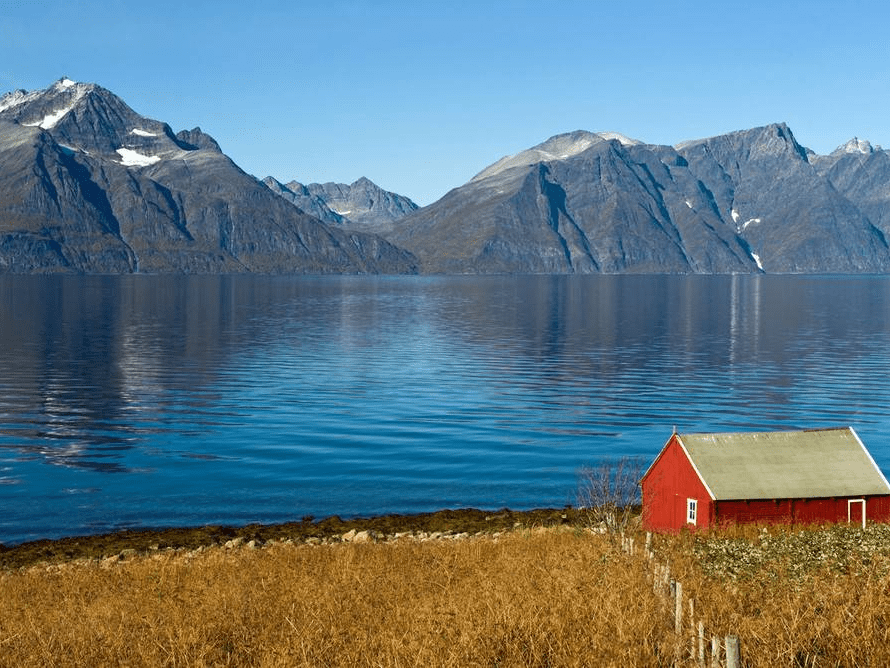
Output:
[
  {"xmin": 0, "ymin": 78, "xmax": 416, "ymax": 274},
  {"xmin": 2, "ymin": 78, "xmax": 890, "ymax": 275},
  {"xmin": 386, "ymin": 123, "xmax": 890, "ymax": 274},
  {"xmin": 262, "ymin": 176, "xmax": 418, "ymax": 233}
]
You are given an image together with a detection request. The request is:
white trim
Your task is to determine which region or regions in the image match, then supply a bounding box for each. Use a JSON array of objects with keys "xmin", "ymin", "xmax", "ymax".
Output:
[
  {"xmin": 850, "ymin": 427, "xmax": 890, "ymax": 493},
  {"xmin": 848, "ymin": 498, "xmax": 866, "ymax": 529},
  {"xmin": 687, "ymin": 498, "xmax": 698, "ymax": 525},
  {"xmin": 676, "ymin": 436, "xmax": 717, "ymax": 501}
]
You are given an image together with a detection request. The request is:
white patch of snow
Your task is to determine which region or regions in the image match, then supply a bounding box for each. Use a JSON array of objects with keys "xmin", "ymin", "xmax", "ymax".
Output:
[
  {"xmin": 0, "ymin": 90, "xmax": 30, "ymax": 113},
  {"xmin": 22, "ymin": 104, "xmax": 74, "ymax": 129},
  {"xmin": 130, "ymin": 128, "xmax": 158, "ymax": 137},
  {"xmin": 685, "ymin": 200, "xmax": 693, "ymax": 209},
  {"xmin": 742, "ymin": 218, "xmax": 761, "ymax": 230},
  {"xmin": 595, "ymin": 131, "xmax": 641, "ymax": 146},
  {"xmin": 58, "ymin": 78, "xmax": 77, "ymax": 89},
  {"xmin": 751, "ymin": 252, "xmax": 764, "ymax": 271},
  {"xmin": 837, "ymin": 137, "xmax": 874, "ymax": 155},
  {"xmin": 116, "ymin": 148, "xmax": 161, "ymax": 167},
  {"xmin": 731, "ymin": 209, "xmax": 740, "ymax": 223},
  {"xmin": 472, "ymin": 130, "xmax": 642, "ymax": 183}
]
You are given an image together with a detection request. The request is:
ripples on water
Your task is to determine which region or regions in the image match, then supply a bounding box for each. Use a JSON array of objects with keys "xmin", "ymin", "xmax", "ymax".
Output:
[{"xmin": 1, "ymin": 274, "xmax": 890, "ymax": 544}]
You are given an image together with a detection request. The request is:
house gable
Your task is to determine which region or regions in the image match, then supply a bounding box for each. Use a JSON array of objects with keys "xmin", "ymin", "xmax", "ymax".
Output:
[{"xmin": 641, "ymin": 433, "xmax": 714, "ymax": 532}]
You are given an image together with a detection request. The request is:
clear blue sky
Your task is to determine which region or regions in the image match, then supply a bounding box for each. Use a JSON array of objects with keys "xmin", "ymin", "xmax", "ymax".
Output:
[{"xmin": 2, "ymin": 0, "xmax": 888, "ymax": 205}]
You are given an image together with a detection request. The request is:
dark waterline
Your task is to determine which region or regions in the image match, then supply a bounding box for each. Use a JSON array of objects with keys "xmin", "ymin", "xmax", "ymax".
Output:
[{"xmin": 2, "ymin": 274, "xmax": 890, "ymax": 545}]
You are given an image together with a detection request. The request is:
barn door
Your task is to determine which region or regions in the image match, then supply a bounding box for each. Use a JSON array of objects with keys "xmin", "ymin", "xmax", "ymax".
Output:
[{"xmin": 848, "ymin": 499, "xmax": 866, "ymax": 529}]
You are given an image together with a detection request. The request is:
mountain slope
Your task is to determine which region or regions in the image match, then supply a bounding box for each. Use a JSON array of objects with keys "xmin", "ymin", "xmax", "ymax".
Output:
[
  {"xmin": 812, "ymin": 139, "xmax": 890, "ymax": 242},
  {"xmin": 388, "ymin": 132, "xmax": 757, "ymax": 274},
  {"xmin": 387, "ymin": 125, "xmax": 890, "ymax": 274},
  {"xmin": 676, "ymin": 123, "xmax": 889, "ymax": 273},
  {"xmin": 0, "ymin": 78, "xmax": 416, "ymax": 274}
]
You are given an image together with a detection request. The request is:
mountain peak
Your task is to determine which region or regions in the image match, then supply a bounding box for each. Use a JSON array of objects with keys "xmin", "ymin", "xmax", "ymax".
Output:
[
  {"xmin": 54, "ymin": 77, "xmax": 79, "ymax": 90},
  {"xmin": 676, "ymin": 122, "xmax": 810, "ymax": 164},
  {"xmin": 832, "ymin": 137, "xmax": 876, "ymax": 156},
  {"xmin": 471, "ymin": 130, "xmax": 640, "ymax": 183},
  {"xmin": 0, "ymin": 78, "xmax": 99, "ymax": 130}
]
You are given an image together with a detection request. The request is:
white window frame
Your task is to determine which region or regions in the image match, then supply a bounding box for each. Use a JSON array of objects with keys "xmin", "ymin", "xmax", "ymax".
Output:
[{"xmin": 687, "ymin": 498, "xmax": 698, "ymax": 525}]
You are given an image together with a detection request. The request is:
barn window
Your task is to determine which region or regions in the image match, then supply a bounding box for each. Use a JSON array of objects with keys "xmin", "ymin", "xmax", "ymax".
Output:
[{"xmin": 687, "ymin": 498, "xmax": 698, "ymax": 525}]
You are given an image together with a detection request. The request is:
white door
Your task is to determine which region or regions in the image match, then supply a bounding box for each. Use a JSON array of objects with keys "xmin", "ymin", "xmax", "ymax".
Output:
[{"xmin": 848, "ymin": 499, "xmax": 866, "ymax": 529}]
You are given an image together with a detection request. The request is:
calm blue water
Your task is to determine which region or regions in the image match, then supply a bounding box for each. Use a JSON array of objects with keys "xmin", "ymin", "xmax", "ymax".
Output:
[{"xmin": 1, "ymin": 274, "xmax": 889, "ymax": 545}]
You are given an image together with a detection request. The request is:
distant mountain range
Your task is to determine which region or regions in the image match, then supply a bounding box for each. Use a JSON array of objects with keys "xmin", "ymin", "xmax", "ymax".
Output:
[
  {"xmin": 387, "ymin": 127, "xmax": 890, "ymax": 273},
  {"xmin": 261, "ymin": 176, "xmax": 418, "ymax": 233},
  {"xmin": 2, "ymin": 78, "xmax": 890, "ymax": 275}
]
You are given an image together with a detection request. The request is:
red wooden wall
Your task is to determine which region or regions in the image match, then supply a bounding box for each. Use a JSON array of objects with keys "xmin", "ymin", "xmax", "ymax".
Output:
[
  {"xmin": 716, "ymin": 495, "xmax": 890, "ymax": 526},
  {"xmin": 641, "ymin": 434, "xmax": 713, "ymax": 532}
]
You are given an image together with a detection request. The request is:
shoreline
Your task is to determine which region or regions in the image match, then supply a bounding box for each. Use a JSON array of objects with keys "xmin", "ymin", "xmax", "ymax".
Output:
[{"xmin": 0, "ymin": 507, "xmax": 584, "ymax": 571}]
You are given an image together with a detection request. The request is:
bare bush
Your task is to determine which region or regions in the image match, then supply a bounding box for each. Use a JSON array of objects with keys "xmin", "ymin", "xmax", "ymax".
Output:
[{"xmin": 576, "ymin": 456, "xmax": 644, "ymax": 535}]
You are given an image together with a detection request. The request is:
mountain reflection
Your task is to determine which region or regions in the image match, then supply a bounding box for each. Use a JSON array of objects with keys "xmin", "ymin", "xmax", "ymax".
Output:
[
  {"xmin": 2, "ymin": 274, "xmax": 890, "ymax": 543},
  {"xmin": 3, "ymin": 274, "xmax": 890, "ymax": 474}
]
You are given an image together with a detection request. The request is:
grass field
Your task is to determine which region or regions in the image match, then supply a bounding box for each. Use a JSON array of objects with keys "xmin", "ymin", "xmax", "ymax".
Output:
[{"xmin": 2, "ymin": 520, "xmax": 890, "ymax": 666}]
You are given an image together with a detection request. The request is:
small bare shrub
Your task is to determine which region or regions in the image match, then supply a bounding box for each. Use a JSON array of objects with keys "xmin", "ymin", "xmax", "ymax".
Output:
[{"xmin": 575, "ymin": 456, "xmax": 643, "ymax": 535}]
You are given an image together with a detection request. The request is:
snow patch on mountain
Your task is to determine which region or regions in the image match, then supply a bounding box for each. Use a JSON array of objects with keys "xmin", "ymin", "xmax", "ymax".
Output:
[
  {"xmin": 472, "ymin": 130, "xmax": 641, "ymax": 182},
  {"xmin": 0, "ymin": 89, "xmax": 40, "ymax": 113},
  {"xmin": 130, "ymin": 128, "xmax": 158, "ymax": 137},
  {"xmin": 832, "ymin": 137, "xmax": 878, "ymax": 155},
  {"xmin": 23, "ymin": 105, "xmax": 75, "ymax": 130},
  {"xmin": 116, "ymin": 148, "xmax": 160, "ymax": 167},
  {"xmin": 595, "ymin": 131, "xmax": 641, "ymax": 146}
]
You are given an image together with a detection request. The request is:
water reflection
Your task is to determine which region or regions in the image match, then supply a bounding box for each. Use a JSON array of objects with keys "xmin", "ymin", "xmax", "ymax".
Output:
[{"xmin": 1, "ymin": 274, "xmax": 890, "ymax": 542}]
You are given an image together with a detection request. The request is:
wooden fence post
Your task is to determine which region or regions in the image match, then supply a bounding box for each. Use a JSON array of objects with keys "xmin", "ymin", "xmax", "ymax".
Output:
[
  {"xmin": 710, "ymin": 637, "xmax": 720, "ymax": 668},
  {"xmin": 674, "ymin": 580, "xmax": 683, "ymax": 635},
  {"xmin": 697, "ymin": 620, "xmax": 705, "ymax": 667},
  {"xmin": 725, "ymin": 635, "xmax": 740, "ymax": 668}
]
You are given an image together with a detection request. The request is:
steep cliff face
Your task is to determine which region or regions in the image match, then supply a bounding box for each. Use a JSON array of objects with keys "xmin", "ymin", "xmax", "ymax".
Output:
[
  {"xmin": 812, "ymin": 139, "xmax": 890, "ymax": 243},
  {"xmin": 0, "ymin": 79, "xmax": 417, "ymax": 274},
  {"xmin": 387, "ymin": 125, "xmax": 890, "ymax": 274},
  {"xmin": 676, "ymin": 124, "xmax": 890, "ymax": 273}
]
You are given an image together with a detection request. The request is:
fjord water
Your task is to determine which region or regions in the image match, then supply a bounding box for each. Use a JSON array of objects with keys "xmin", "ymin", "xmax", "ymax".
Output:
[{"xmin": 2, "ymin": 274, "xmax": 890, "ymax": 544}]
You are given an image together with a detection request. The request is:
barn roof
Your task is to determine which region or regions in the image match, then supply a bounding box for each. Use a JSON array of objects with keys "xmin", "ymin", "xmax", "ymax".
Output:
[{"xmin": 674, "ymin": 427, "xmax": 890, "ymax": 500}]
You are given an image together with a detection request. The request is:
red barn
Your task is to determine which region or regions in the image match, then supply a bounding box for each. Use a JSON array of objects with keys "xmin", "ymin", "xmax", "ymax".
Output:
[{"xmin": 640, "ymin": 427, "xmax": 890, "ymax": 532}]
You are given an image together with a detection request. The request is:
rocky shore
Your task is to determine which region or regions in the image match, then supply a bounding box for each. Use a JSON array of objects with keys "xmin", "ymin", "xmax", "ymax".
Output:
[{"xmin": 0, "ymin": 507, "xmax": 583, "ymax": 571}]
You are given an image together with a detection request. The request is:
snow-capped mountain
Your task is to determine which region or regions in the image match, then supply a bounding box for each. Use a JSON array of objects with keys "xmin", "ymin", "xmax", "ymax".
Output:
[
  {"xmin": 831, "ymin": 137, "xmax": 879, "ymax": 156},
  {"xmin": 0, "ymin": 78, "xmax": 416, "ymax": 274}
]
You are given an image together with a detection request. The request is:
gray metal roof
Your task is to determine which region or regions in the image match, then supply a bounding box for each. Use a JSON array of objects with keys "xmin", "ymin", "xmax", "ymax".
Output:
[{"xmin": 677, "ymin": 427, "xmax": 890, "ymax": 500}]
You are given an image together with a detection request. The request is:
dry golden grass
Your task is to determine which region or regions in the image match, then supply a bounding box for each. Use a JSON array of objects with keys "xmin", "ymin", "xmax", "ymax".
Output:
[
  {"xmin": 2, "ymin": 523, "xmax": 890, "ymax": 667},
  {"xmin": 661, "ymin": 524, "xmax": 890, "ymax": 667},
  {"xmin": 0, "ymin": 528, "xmax": 672, "ymax": 667}
]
